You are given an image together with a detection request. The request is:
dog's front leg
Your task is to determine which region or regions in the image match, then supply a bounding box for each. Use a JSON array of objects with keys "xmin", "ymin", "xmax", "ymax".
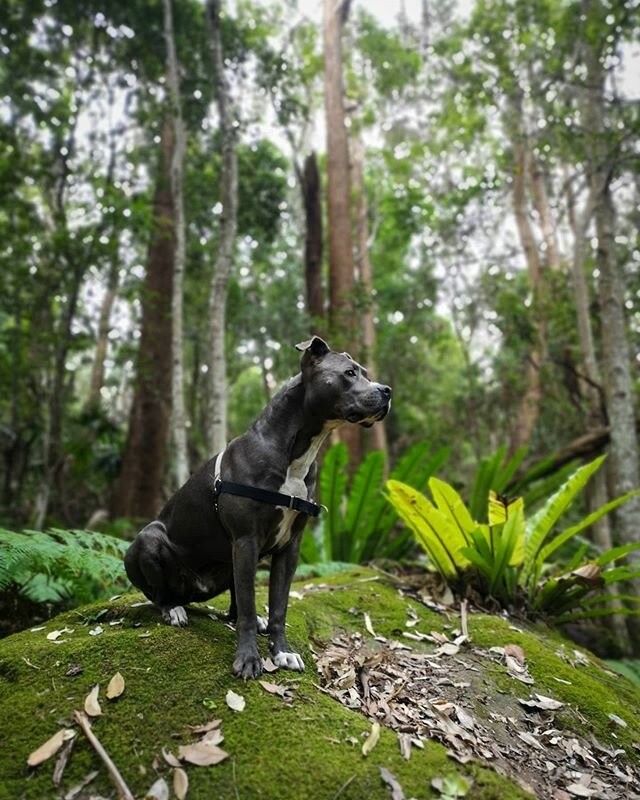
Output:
[
  {"xmin": 231, "ymin": 536, "xmax": 262, "ymax": 680},
  {"xmin": 268, "ymin": 535, "xmax": 304, "ymax": 672}
]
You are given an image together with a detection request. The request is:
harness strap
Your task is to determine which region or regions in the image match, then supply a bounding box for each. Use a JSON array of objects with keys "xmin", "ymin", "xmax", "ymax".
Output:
[{"xmin": 212, "ymin": 448, "xmax": 323, "ymax": 518}]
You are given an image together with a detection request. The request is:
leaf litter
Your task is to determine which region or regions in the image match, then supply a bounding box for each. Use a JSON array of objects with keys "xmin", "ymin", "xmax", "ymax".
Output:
[{"xmin": 314, "ymin": 630, "xmax": 640, "ymax": 799}]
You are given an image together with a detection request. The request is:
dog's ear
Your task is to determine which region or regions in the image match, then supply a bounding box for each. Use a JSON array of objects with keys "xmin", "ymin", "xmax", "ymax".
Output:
[{"xmin": 295, "ymin": 336, "xmax": 331, "ymax": 358}]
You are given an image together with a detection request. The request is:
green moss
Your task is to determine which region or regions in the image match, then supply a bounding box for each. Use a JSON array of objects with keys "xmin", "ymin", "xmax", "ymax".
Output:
[{"xmin": 1, "ymin": 569, "xmax": 637, "ymax": 799}]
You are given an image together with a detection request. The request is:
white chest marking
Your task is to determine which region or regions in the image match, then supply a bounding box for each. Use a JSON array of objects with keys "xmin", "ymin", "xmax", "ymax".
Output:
[{"xmin": 273, "ymin": 423, "xmax": 337, "ymax": 548}]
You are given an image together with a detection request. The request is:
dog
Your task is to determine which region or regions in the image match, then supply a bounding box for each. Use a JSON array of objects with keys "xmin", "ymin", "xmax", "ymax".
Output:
[{"xmin": 124, "ymin": 336, "xmax": 391, "ymax": 679}]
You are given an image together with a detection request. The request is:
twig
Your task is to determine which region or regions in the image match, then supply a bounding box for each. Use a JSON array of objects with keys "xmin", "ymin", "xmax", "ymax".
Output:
[
  {"xmin": 331, "ymin": 774, "xmax": 356, "ymax": 800},
  {"xmin": 72, "ymin": 710, "xmax": 134, "ymax": 800},
  {"xmin": 460, "ymin": 599, "xmax": 469, "ymax": 640},
  {"xmin": 52, "ymin": 736, "xmax": 75, "ymax": 786}
]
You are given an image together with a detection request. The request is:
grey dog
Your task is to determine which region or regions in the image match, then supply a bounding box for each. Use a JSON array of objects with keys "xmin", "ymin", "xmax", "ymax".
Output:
[{"xmin": 124, "ymin": 336, "xmax": 391, "ymax": 679}]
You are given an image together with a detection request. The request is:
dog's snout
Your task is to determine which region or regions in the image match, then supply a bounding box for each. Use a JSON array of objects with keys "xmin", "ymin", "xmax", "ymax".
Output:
[{"xmin": 379, "ymin": 384, "xmax": 392, "ymax": 399}]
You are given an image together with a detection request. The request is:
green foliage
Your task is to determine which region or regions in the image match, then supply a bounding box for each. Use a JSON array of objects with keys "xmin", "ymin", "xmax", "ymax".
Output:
[
  {"xmin": 305, "ymin": 442, "xmax": 449, "ymax": 564},
  {"xmin": 0, "ymin": 528, "xmax": 130, "ymax": 607},
  {"xmin": 385, "ymin": 457, "xmax": 640, "ymax": 619}
]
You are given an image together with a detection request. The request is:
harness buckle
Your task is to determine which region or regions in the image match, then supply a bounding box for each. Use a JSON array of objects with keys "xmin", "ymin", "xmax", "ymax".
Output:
[{"xmin": 288, "ymin": 495, "xmax": 297, "ymax": 510}]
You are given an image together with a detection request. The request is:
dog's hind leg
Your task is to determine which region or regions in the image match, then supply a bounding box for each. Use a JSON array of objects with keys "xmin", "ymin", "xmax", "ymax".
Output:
[{"xmin": 124, "ymin": 521, "xmax": 190, "ymax": 627}]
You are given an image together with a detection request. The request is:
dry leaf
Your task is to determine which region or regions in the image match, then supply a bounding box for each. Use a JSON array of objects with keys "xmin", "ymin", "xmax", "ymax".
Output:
[
  {"xmin": 145, "ymin": 776, "xmax": 169, "ymax": 800},
  {"xmin": 106, "ymin": 671, "xmax": 125, "ymax": 700},
  {"xmin": 162, "ymin": 748, "xmax": 182, "ymax": 768},
  {"xmin": 519, "ymin": 694, "xmax": 564, "ymax": 711},
  {"xmin": 362, "ymin": 721, "xmax": 381, "ymax": 756},
  {"xmin": 379, "ymin": 766, "xmax": 405, "ymax": 800},
  {"xmin": 63, "ymin": 769, "xmax": 99, "ymax": 800},
  {"xmin": 188, "ymin": 719, "xmax": 222, "ymax": 735},
  {"xmin": 27, "ymin": 728, "xmax": 75, "ymax": 767},
  {"xmin": 262, "ymin": 657, "xmax": 278, "ymax": 673},
  {"xmin": 89, "ymin": 625, "xmax": 104, "ymax": 636},
  {"xmin": 397, "ymin": 732, "xmax": 412, "ymax": 760},
  {"xmin": 173, "ymin": 768, "xmax": 189, "ymax": 800},
  {"xmin": 504, "ymin": 644, "xmax": 526, "ymax": 665},
  {"xmin": 200, "ymin": 729, "xmax": 224, "ymax": 747},
  {"xmin": 517, "ymin": 731, "xmax": 544, "ymax": 751},
  {"xmin": 565, "ymin": 784, "xmax": 597, "ymax": 798},
  {"xmin": 84, "ymin": 684, "xmax": 102, "ymax": 717},
  {"xmin": 258, "ymin": 680, "xmax": 288, "ymax": 697},
  {"xmin": 225, "ymin": 689, "xmax": 245, "ymax": 712},
  {"xmin": 178, "ymin": 743, "xmax": 229, "ymax": 766},
  {"xmin": 608, "ymin": 713, "xmax": 627, "ymax": 728},
  {"xmin": 434, "ymin": 642, "xmax": 460, "ymax": 656},
  {"xmin": 46, "ymin": 627, "xmax": 73, "ymax": 641},
  {"xmin": 364, "ymin": 612, "xmax": 377, "ymax": 637}
]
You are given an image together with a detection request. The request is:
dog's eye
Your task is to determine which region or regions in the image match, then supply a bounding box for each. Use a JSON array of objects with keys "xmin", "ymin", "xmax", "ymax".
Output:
[{"xmin": 345, "ymin": 369, "xmax": 356, "ymax": 378}]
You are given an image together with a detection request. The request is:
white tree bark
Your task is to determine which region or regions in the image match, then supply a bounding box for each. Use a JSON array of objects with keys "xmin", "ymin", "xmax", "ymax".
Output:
[
  {"xmin": 163, "ymin": 0, "xmax": 189, "ymax": 487},
  {"xmin": 205, "ymin": 0, "xmax": 238, "ymax": 454}
]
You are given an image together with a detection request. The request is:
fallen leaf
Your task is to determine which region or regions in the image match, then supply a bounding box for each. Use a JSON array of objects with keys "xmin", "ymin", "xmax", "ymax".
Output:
[
  {"xmin": 84, "ymin": 684, "xmax": 102, "ymax": 717},
  {"xmin": 63, "ymin": 769, "xmax": 99, "ymax": 800},
  {"xmin": 518, "ymin": 694, "xmax": 564, "ymax": 711},
  {"xmin": 380, "ymin": 766, "xmax": 405, "ymax": 800},
  {"xmin": 106, "ymin": 671, "xmax": 125, "ymax": 700},
  {"xmin": 188, "ymin": 719, "xmax": 222, "ymax": 735},
  {"xmin": 397, "ymin": 732, "xmax": 412, "ymax": 760},
  {"xmin": 565, "ymin": 784, "xmax": 597, "ymax": 798},
  {"xmin": 504, "ymin": 644, "xmax": 526, "ymax": 665},
  {"xmin": 27, "ymin": 728, "xmax": 75, "ymax": 767},
  {"xmin": 258, "ymin": 680, "xmax": 288, "ymax": 697},
  {"xmin": 161, "ymin": 748, "xmax": 182, "ymax": 768},
  {"xmin": 145, "ymin": 776, "xmax": 169, "ymax": 800},
  {"xmin": 30, "ymin": 626, "xmax": 46, "ymax": 632},
  {"xmin": 52, "ymin": 735, "xmax": 75, "ymax": 786},
  {"xmin": 262, "ymin": 657, "xmax": 278, "ymax": 673},
  {"xmin": 517, "ymin": 731, "xmax": 544, "ymax": 751},
  {"xmin": 225, "ymin": 689, "xmax": 245, "ymax": 712},
  {"xmin": 434, "ymin": 642, "xmax": 460, "ymax": 656},
  {"xmin": 65, "ymin": 663, "xmax": 83, "ymax": 677},
  {"xmin": 362, "ymin": 721, "xmax": 381, "ymax": 756},
  {"xmin": 89, "ymin": 625, "xmax": 104, "ymax": 636},
  {"xmin": 608, "ymin": 713, "xmax": 627, "ymax": 728},
  {"xmin": 200, "ymin": 728, "xmax": 224, "ymax": 746},
  {"xmin": 46, "ymin": 627, "xmax": 73, "ymax": 641},
  {"xmin": 364, "ymin": 612, "xmax": 377, "ymax": 637},
  {"xmin": 173, "ymin": 768, "xmax": 189, "ymax": 800},
  {"xmin": 178, "ymin": 743, "xmax": 229, "ymax": 766}
]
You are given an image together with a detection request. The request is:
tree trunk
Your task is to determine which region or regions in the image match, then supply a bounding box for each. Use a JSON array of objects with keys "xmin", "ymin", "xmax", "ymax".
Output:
[
  {"xmin": 111, "ymin": 115, "xmax": 175, "ymax": 520},
  {"xmin": 351, "ymin": 134, "xmax": 387, "ymax": 456},
  {"xmin": 204, "ymin": 0, "xmax": 238, "ymax": 455},
  {"xmin": 529, "ymin": 156, "xmax": 561, "ymax": 272},
  {"xmin": 579, "ymin": 0, "xmax": 640, "ymax": 650},
  {"xmin": 301, "ymin": 152, "xmax": 325, "ymax": 330},
  {"xmin": 164, "ymin": 0, "xmax": 189, "ymax": 487},
  {"xmin": 508, "ymin": 123, "xmax": 545, "ymax": 456},
  {"xmin": 87, "ymin": 263, "xmax": 119, "ymax": 407},
  {"xmin": 323, "ymin": 0, "xmax": 361, "ymax": 467}
]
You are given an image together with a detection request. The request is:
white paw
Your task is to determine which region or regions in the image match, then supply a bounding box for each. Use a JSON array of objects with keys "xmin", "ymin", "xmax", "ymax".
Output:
[
  {"xmin": 273, "ymin": 651, "xmax": 305, "ymax": 671},
  {"xmin": 257, "ymin": 615, "xmax": 269, "ymax": 635},
  {"xmin": 166, "ymin": 606, "xmax": 188, "ymax": 627}
]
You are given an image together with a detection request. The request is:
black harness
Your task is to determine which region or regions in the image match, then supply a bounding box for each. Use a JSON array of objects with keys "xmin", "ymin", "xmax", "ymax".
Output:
[{"xmin": 211, "ymin": 450, "xmax": 323, "ymax": 518}]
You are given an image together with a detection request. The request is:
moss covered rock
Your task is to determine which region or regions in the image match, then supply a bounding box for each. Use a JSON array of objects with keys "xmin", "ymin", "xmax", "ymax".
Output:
[{"xmin": 1, "ymin": 568, "xmax": 639, "ymax": 800}]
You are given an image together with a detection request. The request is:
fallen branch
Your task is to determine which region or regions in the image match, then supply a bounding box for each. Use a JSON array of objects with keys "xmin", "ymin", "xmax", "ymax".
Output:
[
  {"xmin": 460, "ymin": 599, "xmax": 469, "ymax": 640},
  {"xmin": 72, "ymin": 710, "xmax": 134, "ymax": 800}
]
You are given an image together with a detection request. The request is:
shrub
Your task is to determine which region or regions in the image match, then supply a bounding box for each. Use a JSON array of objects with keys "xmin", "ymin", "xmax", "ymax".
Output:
[{"xmin": 385, "ymin": 455, "xmax": 640, "ymax": 621}]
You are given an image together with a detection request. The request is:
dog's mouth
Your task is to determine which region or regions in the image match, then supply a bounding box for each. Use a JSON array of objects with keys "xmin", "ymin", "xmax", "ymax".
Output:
[{"xmin": 347, "ymin": 402, "xmax": 391, "ymax": 427}]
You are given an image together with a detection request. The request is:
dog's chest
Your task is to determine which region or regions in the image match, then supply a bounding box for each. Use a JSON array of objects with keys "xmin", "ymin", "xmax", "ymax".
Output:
[{"xmin": 273, "ymin": 424, "xmax": 335, "ymax": 548}]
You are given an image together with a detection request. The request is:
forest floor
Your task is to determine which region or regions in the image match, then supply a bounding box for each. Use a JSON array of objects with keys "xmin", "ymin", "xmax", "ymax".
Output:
[{"xmin": 1, "ymin": 567, "xmax": 639, "ymax": 800}]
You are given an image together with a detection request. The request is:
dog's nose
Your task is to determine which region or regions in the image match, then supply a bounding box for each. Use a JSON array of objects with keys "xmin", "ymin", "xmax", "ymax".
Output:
[{"xmin": 379, "ymin": 384, "xmax": 392, "ymax": 398}]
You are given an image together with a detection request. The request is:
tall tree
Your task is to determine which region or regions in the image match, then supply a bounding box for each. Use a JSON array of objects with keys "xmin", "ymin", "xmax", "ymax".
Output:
[
  {"xmin": 578, "ymin": 0, "xmax": 640, "ymax": 648},
  {"xmin": 111, "ymin": 115, "xmax": 175, "ymax": 520},
  {"xmin": 163, "ymin": 0, "xmax": 189, "ymax": 487},
  {"xmin": 204, "ymin": 0, "xmax": 238, "ymax": 455},
  {"xmin": 323, "ymin": 0, "xmax": 361, "ymax": 465},
  {"xmin": 301, "ymin": 152, "xmax": 325, "ymax": 331}
]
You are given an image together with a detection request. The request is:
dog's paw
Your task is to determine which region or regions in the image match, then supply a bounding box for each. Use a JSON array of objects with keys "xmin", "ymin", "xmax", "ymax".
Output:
[
  {"xmin": 161, "ymin": 606, "xmax": 189, "ymax": 627},
  {"xmin": 256, "ymin": 615, "xmax": 269, "ymax": 635},
  {"xmin": 273, "ymin": 651, "xmax": 305, "ymax": 672},
  {"xmin": 233, "ymin": 649, "xmax": 263, "ymax": 680}
]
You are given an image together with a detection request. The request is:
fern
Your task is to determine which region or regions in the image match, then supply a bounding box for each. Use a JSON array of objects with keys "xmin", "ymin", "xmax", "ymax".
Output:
[{"xmin": 0, "ymin": 528, "xmax": 130, "ymax": 608}]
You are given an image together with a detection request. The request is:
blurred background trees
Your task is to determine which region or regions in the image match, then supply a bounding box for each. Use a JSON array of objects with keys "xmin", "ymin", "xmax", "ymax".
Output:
[{"xmin": 0, "ymin": 0, "xmax": 638, "ymax": 643}]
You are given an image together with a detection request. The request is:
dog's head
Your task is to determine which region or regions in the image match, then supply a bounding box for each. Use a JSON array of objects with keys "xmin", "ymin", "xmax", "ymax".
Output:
[{"xmin": 295, "ymin": 336, "xmax": 392, "ymax": 427}]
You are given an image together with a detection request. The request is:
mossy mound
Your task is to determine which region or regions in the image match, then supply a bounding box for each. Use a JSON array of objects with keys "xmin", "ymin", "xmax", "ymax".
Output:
[{"xmin": 1, "ymin": 568, "xmax": 639, "ymax": 800}]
